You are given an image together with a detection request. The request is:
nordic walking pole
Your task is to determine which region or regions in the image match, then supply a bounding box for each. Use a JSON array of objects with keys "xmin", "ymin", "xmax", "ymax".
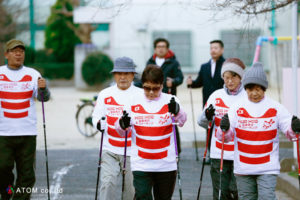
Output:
[
  {"xmin": 197, "ymin": 120, "xmax": 214, "ymax": 200},
  {"xmin": 171, "ymin": 113, "xmax": 183, "ymax": 200},
  {"xmin": 121, "ymin": 129, "xmax": 129, "ymax": 200},
  {"xmin": 188, "ymin": 85, "xmax": 199, "ymax": 161},
  {"xmin": 95, "ymin": 117, "xmax": 106, "ymax": 200},
  {"xmin": 297, "ymin": 136, "xmax": 300, "ymax": 190},
  {"xmin": 218, "ymin": 130, "xmax": 226, "ymax": 200},
  {"xmin": 40, "ymin": 90, "xmax": 50, "ymax": 200}
]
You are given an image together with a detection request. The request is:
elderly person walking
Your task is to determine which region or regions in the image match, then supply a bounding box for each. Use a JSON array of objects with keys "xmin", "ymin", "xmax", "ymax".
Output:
[
  {"xmin": 92, "ymin": 57, "xmax": 141, "ymax": 200},
  {"xmin": 116, "ymin": 65, "xmax": 187, "ymax": 200}
]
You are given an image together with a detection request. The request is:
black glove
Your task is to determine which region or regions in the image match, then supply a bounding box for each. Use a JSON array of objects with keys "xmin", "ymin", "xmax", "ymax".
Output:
[
  {"xmin": 119, "ymin": 111, "xmax": 131, "ymax": 130},
  {"xmin": 220, "ymin": 114, "xmax": 230, "ymax": 131},
  {"xmin": 291, "ymin": 115, "xmax": 300, "ymax": 133},
  {"xmin": 96, "ymin": 117, "xmax": 106, "ymax": 132},
  {"xmin": 205, "ymin": 104, "xmax": 215, "ymax": 121},
  {"xmin": 168, "ymin": 97, "xmax": 180, "ymax": 115}
]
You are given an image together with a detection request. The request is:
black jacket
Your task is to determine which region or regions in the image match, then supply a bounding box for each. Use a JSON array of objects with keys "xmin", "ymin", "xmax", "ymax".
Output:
[
  {"xmin": 135, "ymin": 50, "xmax": 184, "ymax": 96},
  {"xmin": 191, "ymin": 56, "xmax": 225, "ymax": 107}
]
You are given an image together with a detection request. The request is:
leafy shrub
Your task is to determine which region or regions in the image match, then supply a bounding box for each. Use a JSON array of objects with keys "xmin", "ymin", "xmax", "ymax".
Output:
[
  {"xmin": 24, "ymin": 46, "xmax": 35, "ymax": 65},
  {"xmin": 30, "ymin": 63, "xmax": 73, "ymax": 80},
  {"xmin": 82, "ymin": 52, "xmax": 113, "ymax": 86},
  {"xmin": 34, "ymin": 49, "xmax": 57, "ymax": 63}
]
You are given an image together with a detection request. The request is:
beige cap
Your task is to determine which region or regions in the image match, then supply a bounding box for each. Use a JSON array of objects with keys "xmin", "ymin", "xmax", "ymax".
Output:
[{"xmin": 4, "ymin": 39, "xmax": 25, "ymax": 52}]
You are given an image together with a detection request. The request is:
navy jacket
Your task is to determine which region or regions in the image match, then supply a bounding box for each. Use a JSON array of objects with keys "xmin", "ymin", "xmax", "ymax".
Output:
[{"xmin": 191, "ymin": 56, "xmax": 225, "ymax": 107}]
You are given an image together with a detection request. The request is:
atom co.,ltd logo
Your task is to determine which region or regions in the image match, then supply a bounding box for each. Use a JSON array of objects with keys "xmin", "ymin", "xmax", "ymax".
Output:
[{"xmin": 6, "ymin": 185, "xmax": 14, "ymax": 195}]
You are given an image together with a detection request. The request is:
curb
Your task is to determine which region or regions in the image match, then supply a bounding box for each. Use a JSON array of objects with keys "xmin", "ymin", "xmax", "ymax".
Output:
[{"xmin": 277, "ymin": 173, "xmax": 299, "ymax": 200}]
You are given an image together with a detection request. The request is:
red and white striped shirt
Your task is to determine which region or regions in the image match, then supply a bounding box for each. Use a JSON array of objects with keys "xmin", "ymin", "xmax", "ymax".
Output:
[
  {"xmin": 127, "ymin": 93, "xmax": 185, "ymax": 172},
  {"xmin": 227, "ymin": 96, "xmax": 292, "ymax": 175},
  {"xmin": 92, "ymin": 84, "xmax": 143, "ymax": 155},
  {"xmin": 0, "ymin": 65, "xmax": 41, "ymax": 136},
  {"xmin": 198, "ymin": 88, "xmax": 247, "ymax": 160}
]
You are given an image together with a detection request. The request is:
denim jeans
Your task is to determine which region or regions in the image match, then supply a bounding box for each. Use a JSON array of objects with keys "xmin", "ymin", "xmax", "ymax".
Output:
[{"xmin": 235, "ymin": 174, "xmax": 277, "ymax": 200}]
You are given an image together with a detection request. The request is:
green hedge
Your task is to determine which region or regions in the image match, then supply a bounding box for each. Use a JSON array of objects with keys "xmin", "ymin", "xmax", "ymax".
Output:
[
  {"xmin": 30, "ymin": 63, "xmax": 73, "ymax": 80},
  {"xmin": 82, "ymin": 52, "xmax": 113, "ymax": 86}
]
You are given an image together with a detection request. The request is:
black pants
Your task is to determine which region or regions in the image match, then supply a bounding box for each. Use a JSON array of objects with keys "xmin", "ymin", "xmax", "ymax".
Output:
[
  {"xmin": 210, "ymin": 159, "xmax": 238, "ymax": 200},
  {"xmin": 133, "ymin": 170, "xmax": 177, "ymax": 200},
  {"xmin": 0, "ymin": 136, "xmax": 36, "ymax": 200}
]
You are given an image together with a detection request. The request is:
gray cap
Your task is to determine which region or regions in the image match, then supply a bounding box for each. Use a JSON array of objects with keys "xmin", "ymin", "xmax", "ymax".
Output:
[
  {"xmin": 111, "ymin": 57, "xmax": 136, "ymax": 73},
  {"xmin": 242, "ymin": 62, "xmax": 268, "ymax": 89},
  {"xmin": 5, "ymin": 39, "xmax": 25, "ymax": 52}
]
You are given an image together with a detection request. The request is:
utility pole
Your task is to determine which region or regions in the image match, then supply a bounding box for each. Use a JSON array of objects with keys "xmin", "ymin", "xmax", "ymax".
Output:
[
  {"xmin": 29, "ymin": 0, "xmax": 35, "ymax": 48},
  {"xmin": 292, "ymin": 0, "xmax": 298, "ymax": 159}
]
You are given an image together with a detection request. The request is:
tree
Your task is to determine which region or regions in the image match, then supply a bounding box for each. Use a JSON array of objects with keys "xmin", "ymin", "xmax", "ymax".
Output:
[
  {"xmin": 0, "ymin": 0, "xmax": 16, "ymax": 65},
  {"xmin": 45, "ymin": 0, "xmax": 81, "ymax": 63},
  {"xmin": 207, "ymin": 0, "xmax": 298, "ymax": 15}
]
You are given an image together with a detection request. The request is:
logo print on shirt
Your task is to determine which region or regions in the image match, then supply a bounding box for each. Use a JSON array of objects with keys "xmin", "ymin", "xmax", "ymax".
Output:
[
  {"xmin": 263, "ymin": 119, "xmax": 275, "ymax": 129},
  {"xmin": 159, "ymin": 114, "xmax": 169, "ymax": 125},
  {"xmin": 21, "ymin": 82, "xmax": 31, "ymax": 90},
  {"xmin": 135, "ymin": 106, "xmax": 140, "ymax": 111}
]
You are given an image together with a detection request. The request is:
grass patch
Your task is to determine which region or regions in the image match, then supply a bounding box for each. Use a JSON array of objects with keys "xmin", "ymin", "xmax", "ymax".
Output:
[{"xmin": 288, "ymin": 171, "xmax": 299, "ymax": 178}]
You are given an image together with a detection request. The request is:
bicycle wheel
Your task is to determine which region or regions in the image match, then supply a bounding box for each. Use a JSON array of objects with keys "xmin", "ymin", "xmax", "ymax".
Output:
[{"xmin": 76, "ymin": 102, "xmax": 98, "ymax": 137}]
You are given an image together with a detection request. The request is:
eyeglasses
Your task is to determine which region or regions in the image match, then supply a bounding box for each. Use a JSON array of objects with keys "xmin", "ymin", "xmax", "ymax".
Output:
[
  {"xmin": 9, "ymin": 49, "xmax": 25, "ymax": 54},
  {"xmin": 143, "ymin": 85, "xmax": 161, "ymax": 92}
]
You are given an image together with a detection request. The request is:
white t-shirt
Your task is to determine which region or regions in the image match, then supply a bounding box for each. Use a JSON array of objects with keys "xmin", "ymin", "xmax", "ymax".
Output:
[
  {"xmin": 92, "ymin": 84, "xmax": 143, "ymax": 155},
  {"xmin": 228, "ymin": 96, "xmax": 292, "ymax": 175},
  {"xmin": 155, "ymin": 57, "xmax": 165, "ymax": 67},
  {"xmin": 0, "ymin": 65, "xmax": 41, "ymax": 136},
  {"xmin": 129, "ymin": 93, "xmax": 181, "ymax": 172},
  {"xmin": 199, "ymin": 88, "xmax": 247, "ymax": 160}
]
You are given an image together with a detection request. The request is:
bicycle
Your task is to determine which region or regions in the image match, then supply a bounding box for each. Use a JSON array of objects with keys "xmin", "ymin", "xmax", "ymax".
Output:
[{"xmin": 76, "ymin": 95, "xmax": 98, "ymax": 137}]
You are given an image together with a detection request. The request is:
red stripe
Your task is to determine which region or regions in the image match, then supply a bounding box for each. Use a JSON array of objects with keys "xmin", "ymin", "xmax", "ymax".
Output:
[
  {"xmin": 136, "ymin": 136, "xmax": 170, "ymax": 149},
  {"xmin": 4, "ymin": 111, "xmax": 28, "ymax": 118},
  {"xmin": 107, "ymin": 126, "xmax": 131, "ymax": 138},
  {"xmin": 138, "ymin": 150, "xmax": 168, "ymax": 159},
  {"xmin": 239, "ymin": 154, "xmax": 270, "ymax": 164},
  {"xmin": 236, "ymin": 128, "xmax": 277, "ymax": 141},
  {"xmin": 215, "ymin": 117, "xmax": 221, "ymax": 127},
  {"xmin": 216, "ymin": 141, "xmax": 234, "ymax": 151},
  {"xmin": 237, "ymin": 108, "xmax": 277, "ymax": 118},
  {"xmin": 106, "ymin": 116, "xmax": 118, "ymax": 126},
  {"xmin": 19, "ymin": 75, "xmax": 32, "ymax": 82},
  {"xmin": 237, "ymin": 142, "xmax": 273, "ymax": 154},
  {"xmin": 134, "ymin": 125, "xmax": 172, "ymax": 137},
  {"xmin": 215, "ymin": 98, "xmax": 229, "ymax": 108},
  {"xmin": 0, "ymin": 91, "xmax": 33, "ymax": 99},
  {"xmin": 1, "ymin": 100, "xmax": 30, "ymax": 110},
  {"xmin": 104, "ymin": 96, "xmax": 122, "ymax": 106},
  {"xmin": 132, "ymin": 104, "xmax": 168, "ymax": 114},
  {"xmin": 108, "ymin": 138, "xmax": 131, "ymax": 147}
]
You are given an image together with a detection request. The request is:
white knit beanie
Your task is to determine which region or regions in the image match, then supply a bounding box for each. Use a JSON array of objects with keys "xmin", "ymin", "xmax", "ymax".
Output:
[{"xmin": 221, "ymin": 58, "xmax": 246, "ymax": 79}]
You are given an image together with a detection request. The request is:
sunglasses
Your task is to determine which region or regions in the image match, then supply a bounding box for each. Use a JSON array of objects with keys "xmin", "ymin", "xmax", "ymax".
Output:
[{"xmin": 143, "ymin": 85, "xmax": 161, "ymax": 92}]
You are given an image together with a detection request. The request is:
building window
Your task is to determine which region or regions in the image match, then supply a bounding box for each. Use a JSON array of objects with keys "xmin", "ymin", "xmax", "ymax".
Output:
[
  {"xmin": 221, "ymin": 29, "xmax": 261, "ymax": 66},
  {"xmin": 152, "ymin": 31, "xmax": 192, "ymax": 67}
]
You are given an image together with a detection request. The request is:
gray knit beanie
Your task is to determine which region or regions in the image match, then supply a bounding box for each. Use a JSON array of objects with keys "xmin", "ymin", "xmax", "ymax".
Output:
[{"xmin": 242, "ymin": 62, "xmax": 268, "ymax": 89}]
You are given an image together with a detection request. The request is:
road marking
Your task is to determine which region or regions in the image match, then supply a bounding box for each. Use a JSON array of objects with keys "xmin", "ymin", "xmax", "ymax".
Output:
[{"xmin": 50, "ymin": 165, "xmax": 76, "ymax": 200}]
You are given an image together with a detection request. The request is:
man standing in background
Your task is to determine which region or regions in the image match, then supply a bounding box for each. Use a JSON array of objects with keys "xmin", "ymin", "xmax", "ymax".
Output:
[
  {"xmin": 144, "ymin": 38, "xmax": 184, "ymax": 153},
  {"xmin": 186, "ymin": 40, "xmax": 225, "ymax": 163}
]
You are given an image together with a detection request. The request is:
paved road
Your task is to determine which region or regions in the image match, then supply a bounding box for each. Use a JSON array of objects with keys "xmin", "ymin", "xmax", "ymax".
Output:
[{"xmin": 30, "ymin": 147, "xmax": 294, "ymax": 200}]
